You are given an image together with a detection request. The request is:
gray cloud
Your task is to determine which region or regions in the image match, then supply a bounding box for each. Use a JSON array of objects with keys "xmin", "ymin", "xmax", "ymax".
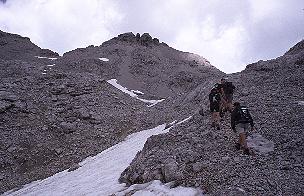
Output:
[{"xmin": 0, "ymin": 0, "xmax": 303, "ymax": 73}]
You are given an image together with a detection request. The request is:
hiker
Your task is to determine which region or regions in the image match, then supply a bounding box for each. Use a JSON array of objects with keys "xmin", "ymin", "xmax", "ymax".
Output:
[
  {"xmin": 209, "ymin": 84, "xmax": 221, "ymax": 130},
  {"xmin": 231, "ymin": 102, "xmax": 254, "ymax": 155},
  {"xmin": 220, "ymin": 78, "xmax": 235, "ymax": 113}
]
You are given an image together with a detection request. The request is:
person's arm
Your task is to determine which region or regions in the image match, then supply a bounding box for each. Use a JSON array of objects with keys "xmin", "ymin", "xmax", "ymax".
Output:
[{"xmin": 249, "ymin": 113, "xmax": 254, "ymax": 127}]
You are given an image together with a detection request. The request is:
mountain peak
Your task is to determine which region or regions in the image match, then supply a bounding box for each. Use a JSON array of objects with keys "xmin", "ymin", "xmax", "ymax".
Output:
[{"xmin": 103, "ymin": 32, "xmax": 168, "ymax": 47}]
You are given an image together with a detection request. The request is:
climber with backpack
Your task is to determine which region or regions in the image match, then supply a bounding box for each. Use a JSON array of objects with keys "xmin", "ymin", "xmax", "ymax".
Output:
[
  {"xmin": 220, "ymin": 78, "xmax": 235, "ymax": 114},
  {"xmin": 209, "ymin": 84, "xmax": 222, "ymax": 130},
  {"xmin": 231, "ymin": 102, "xmax": 254, "ymax": 155}
]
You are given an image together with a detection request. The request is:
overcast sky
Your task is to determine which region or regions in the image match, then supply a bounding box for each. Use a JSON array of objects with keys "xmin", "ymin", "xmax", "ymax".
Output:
[{"xmin": 0, "ymin": 0, "xmax": 303, "ymax": 73}]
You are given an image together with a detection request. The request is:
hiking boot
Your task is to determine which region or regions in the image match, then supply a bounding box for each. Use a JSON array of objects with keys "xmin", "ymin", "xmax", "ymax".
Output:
[
  {"xmin": 235, "ymin": 143, "xmax": 241, "ymax": 150},
  {"xmin": 243, "ymin": 148, "xmax": 250, "ymax": 155},
  {"xmin": 211, "ymin": 122, "xmax": 215, "ymax": 127}
]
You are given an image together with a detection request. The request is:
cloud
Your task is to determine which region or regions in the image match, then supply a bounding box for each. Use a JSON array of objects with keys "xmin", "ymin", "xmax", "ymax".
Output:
[
  {"xmin": 0, "ymin": 0, "xmax": 123, "ymax": 54},
  {"xmin": 0, "ymin": 0, "xmax": 303, "ymax": 73}
]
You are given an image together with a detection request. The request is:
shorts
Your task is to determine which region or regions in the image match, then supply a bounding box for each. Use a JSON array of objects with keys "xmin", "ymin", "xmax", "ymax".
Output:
[
  {"xmin": 235, "ymin": 123, "xmax": 250, "ymax": 134},
  {"xmin": 225, "ymin": 94, "xmax": 233, "ymax": 103},
  {"xmin": 210, "ymin": 103, "xmax": 220, "ymax": 112}
]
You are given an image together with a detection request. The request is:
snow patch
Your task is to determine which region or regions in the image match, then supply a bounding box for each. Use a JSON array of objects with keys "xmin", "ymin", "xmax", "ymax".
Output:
[
  {"xmin": 35, "ymin": 56, "xmax": 57, "ymax": 60},
  {"xmin": 4, "ymin": 124, "xmax": 200, "ymax": 196},
  {"xmin": 99, "ymin": 57, "xmax": 109, "ymax": 62},
  {"xmin": 247, "ymin": 133, "xmax": 274, "ymax": 154},
  {"xmin": 177, "ymin": 116, "xmax": 192, "ymax": 125},
  {"xmin": 47, "ymin": 64, "xmax": 55, "ymax": 67},
  {"xmin": 116, "ymin": 180, "xmax": 202, "ymax": 196},
  {"xmin": 107, "ymin": 79, "xmax": 165, "ymax": 107}
]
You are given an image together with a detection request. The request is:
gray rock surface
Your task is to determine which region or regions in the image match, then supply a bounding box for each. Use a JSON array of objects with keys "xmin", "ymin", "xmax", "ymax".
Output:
[
  {"xmin": 119, "ymin": 41, "xmax": 304, "ymax": 195},
  {"xmin": 1, "ymin": 29, "xmax": 303, "ymax": 195},
  {"xmin": 0, "ymin": 30, "xmax": 223, "ymax": 193}
]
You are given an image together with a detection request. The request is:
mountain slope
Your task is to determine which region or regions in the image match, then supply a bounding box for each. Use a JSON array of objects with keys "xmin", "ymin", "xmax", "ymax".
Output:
[
  {"xmin": 0, "ymin": 31, "xmax": 223, "ymax": 193},
  {"xmin": 119, "ymin": 40, "xmax": 304, "ymax": 195}
]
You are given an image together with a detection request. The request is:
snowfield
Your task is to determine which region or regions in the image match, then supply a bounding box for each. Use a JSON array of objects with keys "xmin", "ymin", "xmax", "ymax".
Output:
[{"xmin": 4, "ymin": 119, "xmax": 202, "ymax": 196}]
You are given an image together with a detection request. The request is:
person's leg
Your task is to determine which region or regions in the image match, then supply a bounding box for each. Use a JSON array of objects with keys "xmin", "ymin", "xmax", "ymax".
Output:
[
  {"xmin": 221, "ymin": 95, "xmax": 227, "ymax": 113},
  {"xmin": 214, "ymin": 112, "xmax": 220, "ymax": 129},
  {"xmin": 210, "ymin": 104, "xmax": 215, "ymax": 127},
  {"xmin": 239, "ymin": 132, "xmax": 248, "ymax": 149},
  {"xmin": 215, "ymin": 103, "xmax": 220, "ymax": 129},
  {"xmin": 211, "ymin": 112, "xmax": 215, "ymax": 127},
  {"xmin": 226, "ymin": 94, "xmax": 233, "ymax": 112},
  {"xmin": 236, "ymin": 124, "xmax": 247, "ymax": 148},
  {"xmin": 238, "ymin": 123, "xmax": 250, "ymax": 154}
]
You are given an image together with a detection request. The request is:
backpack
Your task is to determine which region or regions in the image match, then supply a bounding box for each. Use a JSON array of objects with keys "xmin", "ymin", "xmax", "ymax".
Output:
[
  {"xmin": 238, "ymin": 106, "xmax": 252, "ymax": 123},
  {"xmin": 223, "ymin": 82, "xmax": 235, "ymax": 94},
  {"xmin": 210, "ymin": 91, "xmax": 221, "ymax": 104}
]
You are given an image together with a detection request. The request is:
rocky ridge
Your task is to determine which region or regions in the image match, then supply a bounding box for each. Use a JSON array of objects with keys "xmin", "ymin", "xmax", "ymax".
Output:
[{"xmin": 0, "ymin": 31, "xmax": 223, "ymax": 193}]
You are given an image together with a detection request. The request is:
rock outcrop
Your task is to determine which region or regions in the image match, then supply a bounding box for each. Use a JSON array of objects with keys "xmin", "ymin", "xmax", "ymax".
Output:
[{"xmin": 103, "ymin": 32, "xmax": 167, "ymax": 47}]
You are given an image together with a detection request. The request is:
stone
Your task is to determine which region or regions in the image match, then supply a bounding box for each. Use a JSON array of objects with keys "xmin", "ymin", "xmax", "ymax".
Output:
[
  {"xmin": 192, "ymin": 162, "xmax": 204, "ymax": 172},
  {"xmin": 140, "ymin": 33, "xmax": 153, "ymax": 46},
  {"xmin": 60, "ymin": 122, "xmax": 76, "ymax": 133},
  {"xmin": 68, "ymin": 163, "xmax": 81, "ymax": 172},
  {"xmin": 0, "ymin": 100, "xmax": 13, "ymax": 113},
  {"xmin": 54, "ymin": 148, "xmax": 63, "ymax": 155}
]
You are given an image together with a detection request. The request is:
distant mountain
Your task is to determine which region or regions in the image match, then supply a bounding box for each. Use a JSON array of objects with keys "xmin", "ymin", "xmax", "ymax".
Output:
[{"xmin": 0, "ymin": 30, "xmax": 223, "ymax": 193}]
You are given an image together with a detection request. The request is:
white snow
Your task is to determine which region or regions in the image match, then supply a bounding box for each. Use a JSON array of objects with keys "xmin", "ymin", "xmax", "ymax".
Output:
[
  {"xmin": 107, "ymin": 79, "xmax": 165, "ymax": 107},
  {"xmin": 99, "ymin": 57, "xmax": 109, "ymax": 62},
  {"xmin": 42, "ymin": 73, "xmax": 46, "ymax": 75},
  {"xmin": 247, "ymin": 133, "xmax": 274, "ymax": 154},
  {"xmin": 176, "ymin": 116, "xmax": 192, "ymax": 125},
  {"xmin": 4, "ymin": 119, "xmax": 201, "ymax": 196},
  {"xmin": 298, "ymin": 101, "xmax": 304, "ymax": 106},
  {"xmin": 47, "ymin": 64, "xmax": 55, "ymax": 67},
  {"xmin": 35, "ymin": 56, "xmax": 57, "ymax": 60},
  {"xmin": 116, "ymin": 180, "xmax": 202, "ymax": 196}
]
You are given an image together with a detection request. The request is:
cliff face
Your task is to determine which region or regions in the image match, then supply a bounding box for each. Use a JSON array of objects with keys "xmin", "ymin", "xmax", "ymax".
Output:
[
  {"xmin": 119, "ymin": 40, "xmax": 304, "ymax": 195},
  {"xmin": 0, "ymin": 31, "xmax": 223, "ymax": 193}
]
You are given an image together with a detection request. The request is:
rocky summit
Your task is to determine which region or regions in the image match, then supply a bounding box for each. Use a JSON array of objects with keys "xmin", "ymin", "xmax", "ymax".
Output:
[{"xmin": 0, "ymin": 30, "xmax": 303, "ymax": 195}]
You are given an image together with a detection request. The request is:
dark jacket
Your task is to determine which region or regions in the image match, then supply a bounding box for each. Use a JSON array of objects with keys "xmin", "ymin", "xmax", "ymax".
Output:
[
  {"xmin": 231, "ymin": 106, "xmax": 254, "ymax": 130},
  {"xmin": 222, "ymin": 82, "xmax": 235, "ymax": 94},
  {"xmin": 209, "ymin": 90, "xmax": 221, "ymax": 105}
]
